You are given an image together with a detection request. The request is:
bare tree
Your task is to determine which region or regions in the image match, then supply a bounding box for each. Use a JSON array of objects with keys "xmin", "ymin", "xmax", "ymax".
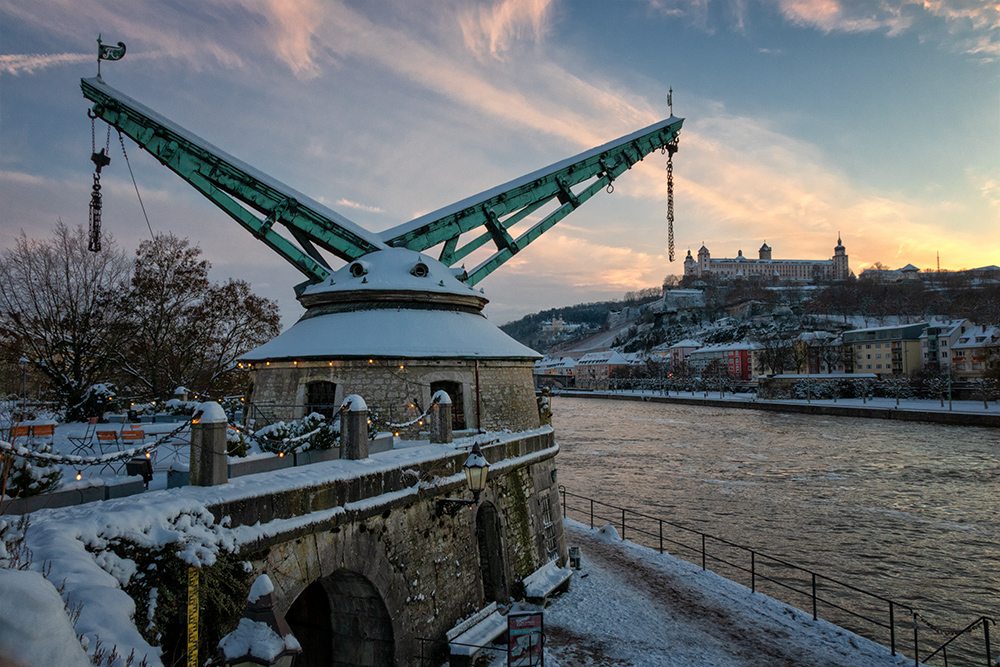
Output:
[
  {"xmin": 119, "ymin": 234, "xmax": 280, "ymax": 399},
  {"xmin": 0, "ymin": 223, "xmax": 133, "ymax": 411}
]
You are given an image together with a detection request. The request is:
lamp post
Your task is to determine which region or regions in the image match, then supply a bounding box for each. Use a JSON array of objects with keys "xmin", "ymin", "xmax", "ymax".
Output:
[
  {"xmin": 18, "ymin": 357, "xmax": 28, "ymax": 420},
  {"xmin": 437, "ymin": 441, "xmax": 490, "ymax": 514},
  {"xmin": 463, "ymin": 441, "xmax": 489, "ymax": 504},
  {"xmin": 218, "ymin": 574, "xmax": 301, "ymax": 667}
]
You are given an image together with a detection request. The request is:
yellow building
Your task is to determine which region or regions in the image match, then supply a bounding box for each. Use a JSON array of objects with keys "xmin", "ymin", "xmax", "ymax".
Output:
[{"xmin": 843, "ymin": 323, "xmax": 926, "ymax": 378}]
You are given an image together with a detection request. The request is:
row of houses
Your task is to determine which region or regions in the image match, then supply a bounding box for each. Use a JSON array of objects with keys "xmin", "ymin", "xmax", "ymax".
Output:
[{"xmin": 534, "ymin": 319, "xmax": 1000, "ymax": 390}]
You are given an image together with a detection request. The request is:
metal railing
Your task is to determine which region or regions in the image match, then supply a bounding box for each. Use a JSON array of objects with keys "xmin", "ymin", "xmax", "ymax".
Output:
[{"xmin": 559, "ymin": 487, "xmax": 995, "ymax": 666}]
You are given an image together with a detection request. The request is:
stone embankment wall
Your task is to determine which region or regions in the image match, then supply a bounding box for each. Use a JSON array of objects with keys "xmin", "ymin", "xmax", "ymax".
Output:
[
  {"xmin": 250, "ymin": 359, "xmax": 539, "ymax": 434},
  {"xmin": 222, "ymin": 430, "xmax": 564, "ymax": 666},
  {"xmin": 563, "ymin": 391, "xmax": 1000, "ymax": 427}
]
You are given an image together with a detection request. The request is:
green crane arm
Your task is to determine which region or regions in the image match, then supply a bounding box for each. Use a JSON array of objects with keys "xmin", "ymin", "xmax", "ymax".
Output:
[
  {"xmin": 82, "ymin": 76, "xmax": 682, "ymax": 287},
  {"xmin": 379, "ymin": 116, "xmax": 683, "ymax": 285},
  {"xmin": 81, "ymin": 77, "xmax": 387, "ymax": 283}
]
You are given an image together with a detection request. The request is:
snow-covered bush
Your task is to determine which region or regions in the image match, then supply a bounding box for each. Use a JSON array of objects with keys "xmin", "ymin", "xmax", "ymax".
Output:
[
  {"xmin": 3, "ymin": 442, "xmax": 62, "ymax": 498},
  {"xmin": 226, "ymin": 426, "xmax": 249, "ymax": 458},
  {"xmin": 255, "ymin": 412, "xmax": 338, "ymax": 454},
  {"xmin": 66, "ymin": 383, "xmax": 120, "ymax": 422}
]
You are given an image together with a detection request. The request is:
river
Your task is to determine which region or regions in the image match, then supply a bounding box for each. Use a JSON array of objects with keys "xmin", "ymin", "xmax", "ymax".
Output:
[{"xmin": 551, "ymin": 396, "xmax": 1000, "ymax": 664}]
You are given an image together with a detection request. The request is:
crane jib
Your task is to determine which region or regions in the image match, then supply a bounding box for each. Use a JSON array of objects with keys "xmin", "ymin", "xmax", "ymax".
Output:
[{"xmin": 81, "ymin": 76, "xmax": 682, "ymax": 286}]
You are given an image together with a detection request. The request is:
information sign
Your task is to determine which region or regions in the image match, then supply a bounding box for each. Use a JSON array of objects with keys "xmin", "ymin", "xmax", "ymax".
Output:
[{"xmin": 508, "ymin": 611, "xmax": 543, "ymax": 666}]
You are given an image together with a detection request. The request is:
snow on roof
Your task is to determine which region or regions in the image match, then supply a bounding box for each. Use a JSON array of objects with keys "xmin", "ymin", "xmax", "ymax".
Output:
[
  {"xmin": 577, "ymin": 350, "xmax": 630, "ymax": 365},
  {"xmin": 534, "ymin": 357, "xmax": 577, "ymax": 370},
  {"xmin": 241, "ymin": 308, "xmax": 540, "ymax": 360},
  {"xmin": 298, "ymin": 248, "xmax": 479, "ymax": 301},
  {"xmin": 954, "ymin": 325, "xmax": 1000, "ymax": 349},
  {"xmin": 669, "ymin": 339, "xmax": 702, "ymax": 349}
]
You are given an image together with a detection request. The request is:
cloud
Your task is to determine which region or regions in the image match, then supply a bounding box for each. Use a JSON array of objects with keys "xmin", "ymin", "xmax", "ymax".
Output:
[
  {"xmin": 459, "ymin": 0, "xmax": 554, "ymax": 59},
  {"xmin": 336, "ymin": 198, "xmax": 384, "ymax": 214},
  {"xmin": 0, "ymin": 53, "xmax": 91, "ymax": 75}
]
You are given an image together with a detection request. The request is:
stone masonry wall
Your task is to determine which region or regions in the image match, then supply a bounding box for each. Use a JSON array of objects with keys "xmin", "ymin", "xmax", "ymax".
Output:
[
  {"xmin": 249, "ymin": 359, "xmax": 540, "ymax": 435},
  {"xmin": 226, "ymin": 431, "xmax": 563, "ymax": 667}
]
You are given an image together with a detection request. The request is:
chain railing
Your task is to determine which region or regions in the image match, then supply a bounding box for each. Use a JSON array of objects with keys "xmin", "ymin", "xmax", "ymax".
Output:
[{"xmin": 559, "ymin": 487, "xmax": 995, "ymax": 666}]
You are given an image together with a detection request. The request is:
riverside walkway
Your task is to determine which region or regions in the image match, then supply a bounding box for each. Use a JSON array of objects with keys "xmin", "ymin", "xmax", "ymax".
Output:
[{"xmin": 556, "ymin": 389, "xmax": 1000, "ymax": 428}]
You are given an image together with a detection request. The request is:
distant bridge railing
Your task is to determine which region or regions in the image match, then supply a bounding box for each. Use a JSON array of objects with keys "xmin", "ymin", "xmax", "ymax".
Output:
[{"xmin": 559, "ymin": 487, "xmax": 995, "ymax": 667}]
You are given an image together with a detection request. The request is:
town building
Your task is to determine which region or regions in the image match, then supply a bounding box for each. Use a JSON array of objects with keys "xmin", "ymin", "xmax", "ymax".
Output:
[
  {"xmin": 843, "ymin": 323, "xmax": 927, "ymax": 377},
  {"xmin": 533, "ymin": 357, "xmax": 576, "ymax": 389},
  {"xmin": 919, "ymin": 319, "xmax": 967, "ymax": 371},
  {"xmin": 574, "ymin": 350, "xmax": 631, "ymax": 389},
  {"xmin": 951, "ymin": 325, "xmax": 1000, "ymax": 380},
  {"xmin": 796, "ymin": 332, "xmax": 846, "ymax": 375},
  {"xmin": 687, "ymin": 342, "xmax": 758, "ymax": 381},
  {"xmin": 683, "ymin": 236, "xmax": 850, "ymax": 282},
  {"xmin": 668, "ymin": 339, "xmax": 701, "ymax": 371}
]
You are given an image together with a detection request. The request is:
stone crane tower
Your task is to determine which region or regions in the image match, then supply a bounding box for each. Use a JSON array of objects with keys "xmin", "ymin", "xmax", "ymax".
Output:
[{"xmin": 82, "ymin": 76, "xmax": 683, "ymax": 430}]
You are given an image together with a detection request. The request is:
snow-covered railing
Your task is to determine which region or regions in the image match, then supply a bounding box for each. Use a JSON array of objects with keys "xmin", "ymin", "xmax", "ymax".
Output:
[{"xmin": 559, "ymin": 487, "xmax": 997, "ymax": 666}]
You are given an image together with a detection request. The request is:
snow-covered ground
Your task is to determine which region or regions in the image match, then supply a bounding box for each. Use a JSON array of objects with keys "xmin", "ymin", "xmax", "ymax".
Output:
[{"xmin": 473, "ymin": 519, "xmax": 914, "ymax": 667}]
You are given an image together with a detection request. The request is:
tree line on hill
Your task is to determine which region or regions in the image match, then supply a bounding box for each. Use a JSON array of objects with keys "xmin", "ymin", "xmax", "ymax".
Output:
[{"xmin": 0, "ymin": 223, "xmax": 281, "ymax": 419}]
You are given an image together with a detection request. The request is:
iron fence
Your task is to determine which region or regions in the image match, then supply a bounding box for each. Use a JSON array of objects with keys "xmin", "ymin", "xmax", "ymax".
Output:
[{"xmin": 559, "ymin": 487, "xmax": 995, "ymax": 667}]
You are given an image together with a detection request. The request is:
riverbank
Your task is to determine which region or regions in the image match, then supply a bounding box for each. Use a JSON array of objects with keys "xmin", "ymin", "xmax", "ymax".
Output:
[
  {"xmin": 476, "ymin": 520, "xmax": 913, "ymax": 667},
  {"xmin": 555, "ymin": 389, "xmax": 1000, "ymax": 427}
]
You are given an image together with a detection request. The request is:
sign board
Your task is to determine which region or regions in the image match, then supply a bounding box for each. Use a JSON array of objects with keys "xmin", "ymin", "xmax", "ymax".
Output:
[{"xmin": 508, "ymin": 611, "xmax": 543, "ymax": 666}]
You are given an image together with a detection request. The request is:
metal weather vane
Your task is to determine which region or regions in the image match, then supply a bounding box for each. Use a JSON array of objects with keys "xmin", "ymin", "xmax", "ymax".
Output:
[{"xmin": 96, "ymin": 34, "xmax": 126, "ymax": 78}]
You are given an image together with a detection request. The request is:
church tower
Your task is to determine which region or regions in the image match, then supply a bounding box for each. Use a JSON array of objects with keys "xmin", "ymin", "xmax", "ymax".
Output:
[
  {"xmin": 697, "ymin": 244, "xmax": 711, "ymax": 276},
  {"xmin": 683, "ymin": 249, "xmax": 697, "ymax": 276},
  {"xmin": 759, "ymin": 241, "xmax": 772, "ymax": 260},
  {"xmin": 833, "ymin": 234, "xmax": 849, "ymax": 280}
]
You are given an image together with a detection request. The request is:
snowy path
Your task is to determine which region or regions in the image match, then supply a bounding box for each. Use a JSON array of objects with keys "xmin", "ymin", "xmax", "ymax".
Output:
[{"xmin": 535, "ymin": 520, "xmax": 914, "ymax": 667}]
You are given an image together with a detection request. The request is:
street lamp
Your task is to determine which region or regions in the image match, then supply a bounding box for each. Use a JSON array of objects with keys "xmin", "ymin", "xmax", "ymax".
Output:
[
  {"xmin": 218, "ymin": 574, "xmax": 301, "ymax": 667},
  {"xmin": 438, "ymin": 441, "xmax": 490, "ymax": 514},
  {"xmin": 463, "ymin": 441, "xmax": 489, "ymax": 504}
]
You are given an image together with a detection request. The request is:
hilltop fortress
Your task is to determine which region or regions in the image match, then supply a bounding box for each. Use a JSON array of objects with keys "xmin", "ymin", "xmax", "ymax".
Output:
[{"xmin": 684, "ymin": 236, "xmax": 850, "ymax": 282}]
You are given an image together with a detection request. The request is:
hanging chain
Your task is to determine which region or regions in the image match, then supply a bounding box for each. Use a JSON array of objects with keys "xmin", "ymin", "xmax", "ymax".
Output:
[
  {"xmin": 666, "ymin": 139, "xmax": 679, "ymax": 262},
  {"xmin": 87, "ymin": 111, "xmax": 111, "ymax": 252}
]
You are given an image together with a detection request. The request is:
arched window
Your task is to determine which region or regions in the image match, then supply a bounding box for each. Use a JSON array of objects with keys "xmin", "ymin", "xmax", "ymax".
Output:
[
  {"xmin": 430, "ymin": 380, "xmax": 465, "ymax": 430},
  {"xmin": 306, "ymin": 381, "xmax": 337, "ymax": 420}
]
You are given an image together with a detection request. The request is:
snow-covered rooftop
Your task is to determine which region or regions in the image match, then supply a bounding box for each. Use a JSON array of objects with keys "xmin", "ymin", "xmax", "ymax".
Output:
[
  {"xmin": 298, "ymin": 247, "xmax": 481, "ymax": 303},
  {"xmin": 241, "ymin": 308, "xmax": 540, "ymax": 360}
]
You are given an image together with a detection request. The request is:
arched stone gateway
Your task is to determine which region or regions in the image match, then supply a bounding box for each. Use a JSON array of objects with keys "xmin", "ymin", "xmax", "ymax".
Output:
[{"xmin": 287, "ymin": 570, "xmax": 394, "ymax": 667}]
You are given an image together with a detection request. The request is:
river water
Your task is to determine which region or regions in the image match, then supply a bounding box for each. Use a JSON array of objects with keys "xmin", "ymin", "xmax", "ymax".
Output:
[{"xmin": 551, "ymin": 396, "xmax": 1000, "ymax": 664}]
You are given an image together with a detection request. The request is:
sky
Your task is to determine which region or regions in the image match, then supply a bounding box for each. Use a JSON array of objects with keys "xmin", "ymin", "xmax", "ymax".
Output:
[{"xmin": 1, "ymin": 0, "xmax": 998, "ymax": 328}]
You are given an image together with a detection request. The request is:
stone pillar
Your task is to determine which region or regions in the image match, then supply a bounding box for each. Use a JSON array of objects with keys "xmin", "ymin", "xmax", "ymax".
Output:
[
  {"xmin": 341, "ymin": 394, "xmax": 369, "ymax": 460},
  {"xmin": 190, "ymin": 401, "xmax": 229, "ymax": 486},
  {"xmin": 429, "ymin": 390, "xmax": 453, "ymax": 444}
]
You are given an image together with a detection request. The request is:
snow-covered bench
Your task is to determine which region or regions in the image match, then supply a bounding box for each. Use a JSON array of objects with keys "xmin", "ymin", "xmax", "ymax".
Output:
[
  {"xmin": 447, "ymin": 602, "xmax": 506, "ymax": 667},
  {"xmin": 522, "ymin": 559, "xmax": 572, "ymax": 605}
]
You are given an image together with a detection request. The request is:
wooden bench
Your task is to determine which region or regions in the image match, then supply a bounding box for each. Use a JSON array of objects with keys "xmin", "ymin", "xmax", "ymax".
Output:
[
  {"xmin": 522, "ymin": 559, "xmax": 573, "ymax": 606},
  {"xmin": 448, "ymin": 602, "xmax": 507, "ymax": 667}
]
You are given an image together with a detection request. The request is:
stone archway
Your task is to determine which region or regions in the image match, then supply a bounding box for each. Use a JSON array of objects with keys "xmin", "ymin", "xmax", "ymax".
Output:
[
  {"xmin": 286, "ymin": 570, "xmax": 395, "ymax": 667},
  {"xmin": 285, "ymin": 581, "xmax": 332, "ymax": 667},
  {"xmin": 476, "ymin": 501, "xmax": 507, "ymax": 604}
]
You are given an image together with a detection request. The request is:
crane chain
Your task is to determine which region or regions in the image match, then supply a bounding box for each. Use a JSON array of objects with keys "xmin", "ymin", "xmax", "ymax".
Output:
[{"xmin": 666, "ymin": 139, "xmax": 678, "ymax": 262}]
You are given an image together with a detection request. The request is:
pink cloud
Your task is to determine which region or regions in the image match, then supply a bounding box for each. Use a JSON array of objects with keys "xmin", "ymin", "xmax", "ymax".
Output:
[{"xmin": 459, "ymin": 0, "xmax": 554, "ymax": 60}]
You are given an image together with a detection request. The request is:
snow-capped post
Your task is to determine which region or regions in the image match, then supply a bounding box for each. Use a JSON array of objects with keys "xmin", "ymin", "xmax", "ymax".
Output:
[
  {"xmin": 341, "ymin": 394, "xmax": 368, "ymax": 460},
  {"xmin": 429, "ymin": 389, "xmax": 453, "ymax": 444},
  {"xmin": 218, "ymin": 574, "xmax": 302, "ymax": 666},
  {"xmin": 190, "ymin": 401, "xmax": 228, "ymax": 486}
]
